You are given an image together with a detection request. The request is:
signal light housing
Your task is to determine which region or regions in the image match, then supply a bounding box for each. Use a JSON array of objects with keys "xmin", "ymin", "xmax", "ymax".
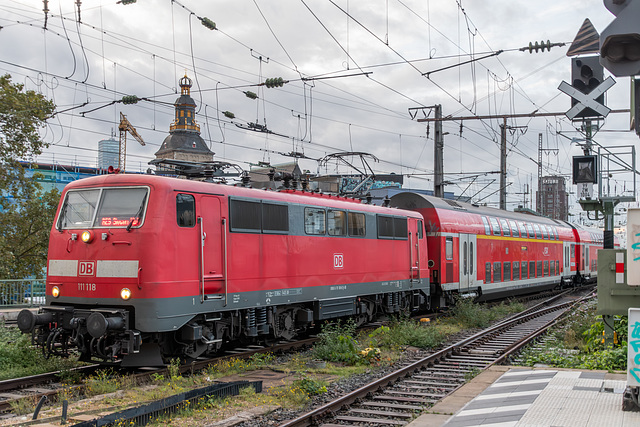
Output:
[{"xmin": 52, "ymin": 286, "xmax": 60, "ymax": 298}]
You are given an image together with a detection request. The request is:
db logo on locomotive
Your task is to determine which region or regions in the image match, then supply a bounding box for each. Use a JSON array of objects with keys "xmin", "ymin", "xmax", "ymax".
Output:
[
  {"xmin": 333, "ymin": 253, "xmax": 344, "ymax": 269},
  {"xmin": 78, "ymin": 261, "xmax": 96, "ymax": 276}
]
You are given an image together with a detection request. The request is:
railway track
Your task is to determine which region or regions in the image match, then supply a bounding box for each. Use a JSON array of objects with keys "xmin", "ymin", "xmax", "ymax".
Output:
[
  {"xmin": 279, "ymin": 288, "xmax": 593, "ymax": 427},
  {"xmin": 0, "ymin": 337, "xmax": 318, "ymax": 415}
]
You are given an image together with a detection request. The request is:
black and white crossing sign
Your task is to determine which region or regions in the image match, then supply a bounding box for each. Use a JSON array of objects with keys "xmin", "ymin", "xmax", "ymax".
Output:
[{"xmin": 558, "ymin": 76, "xmax": 616, "ymax": 120}]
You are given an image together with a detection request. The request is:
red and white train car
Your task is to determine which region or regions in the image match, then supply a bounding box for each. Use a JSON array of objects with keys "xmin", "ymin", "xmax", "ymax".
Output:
[
  {"xmin": 390, "ymin": 193, "xmax": 603, "ymax": 303},
  {"xmin": 19, "ymin": 174, "xmax": 430, "ymax": 365}
]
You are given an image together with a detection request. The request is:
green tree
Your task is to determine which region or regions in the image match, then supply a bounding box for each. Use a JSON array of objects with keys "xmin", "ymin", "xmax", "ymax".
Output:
[{"xmin": 0, "ymin": 74, "xmax": 57, "ymax": 279}]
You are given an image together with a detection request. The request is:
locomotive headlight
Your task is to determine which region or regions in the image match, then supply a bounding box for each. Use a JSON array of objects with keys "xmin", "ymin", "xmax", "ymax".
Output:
[
  {"xmin": 81, "ymin": 230, "xmax": 94, "ymax": 243},
  {"xmin": 120, "ymin": 288, "xmax": 132, "ymax": 300},
  {"xmin": 51, "ymin": 286, "xmax": 60, "ymax": 298}
]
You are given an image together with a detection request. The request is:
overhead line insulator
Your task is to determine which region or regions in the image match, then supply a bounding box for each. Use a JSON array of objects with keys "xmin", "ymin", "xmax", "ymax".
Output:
[
  {"xmin": 520, "ymin": 40, "xmax": 565, "ymax": 53},
  {"xmin": 200, "ymin": 17, "xmax": 216, "ymax": 30},
  {"xmin": 121, "ymin": 95, "xmax": 139, "ymax": 104},
  {"xmin": 223, "ymin": 111, "xmax": 235, "ymax": 119},
  {"xmin": 264, "ymin": 77, "xmax": 286, "ymax": 88},
  {"xmin": 244, "ymin": 91, "xmax": 258, "ymax": 100}
]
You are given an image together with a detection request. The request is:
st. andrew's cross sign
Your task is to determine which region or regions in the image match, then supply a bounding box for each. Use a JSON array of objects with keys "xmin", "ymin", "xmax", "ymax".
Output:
[{"xmin": 558, "ymin": 76, "xmax": 616, "ymax": 120}]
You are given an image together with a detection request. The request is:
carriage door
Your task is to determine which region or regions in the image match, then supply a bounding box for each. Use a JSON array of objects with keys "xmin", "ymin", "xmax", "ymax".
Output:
[
  {"xmin": 199, "ymin": 196, "xmax": 226, "ymax": 303},
  {"xmin": 458, "ymin": 234, "xmax": 476, "ymax": 291},
  {"xmin": 563, "ymin": 241, "xmax": 571, "ymax": 276}
]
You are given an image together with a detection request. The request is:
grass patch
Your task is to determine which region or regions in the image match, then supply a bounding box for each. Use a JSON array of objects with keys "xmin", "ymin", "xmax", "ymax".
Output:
[
  {"xmin": 516, "ymin": 301, "xmax": 627, "ymax": 371},
  {"xmin": 0, "ymin": 322, "xmax": 81, "ymax": 380}
]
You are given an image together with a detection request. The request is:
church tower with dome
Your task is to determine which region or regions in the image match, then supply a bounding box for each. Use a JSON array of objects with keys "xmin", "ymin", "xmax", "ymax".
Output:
[{"xmin": 154, "ymin": 74, "xmax": 214, "ymax": 163}]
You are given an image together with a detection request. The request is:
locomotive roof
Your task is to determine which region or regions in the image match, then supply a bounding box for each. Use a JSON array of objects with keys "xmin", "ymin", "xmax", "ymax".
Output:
[
  {"xmin": 390, "ymin": 191, "xmax": 573, "ymax": 229},
  {"xmin": 63, "ymin": 173, "xmax": 421, "ymax": 217}
]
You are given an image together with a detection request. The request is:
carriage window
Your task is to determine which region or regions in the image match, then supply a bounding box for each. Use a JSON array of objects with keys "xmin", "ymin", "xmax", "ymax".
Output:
[
  {"xmin": 554, "ymin": 227, "xmax": 559, "ymax": 240},
  {"xmin": 513, "ymin": 261, "xmax": 520, "ymax": 280},
  {"xmin": 230, "ymin": 199, "xmax": 262, "ymax": 232},
  {"xmin": 529, "ymin": 261, "xmax": 536, "ymax": 277},
  {"xmin": 494, "ymin": 262, "xmax": 502, "ymax": 282},
  {"xmin": 482, "ymin": 217, "xmax": 491, "ymax": 235},
  {"xmin": 543, "ymin": 261, "xmax": 549, "ymax": 276},
  {"xmin": 537, "ymin": 261, "xmax": 543, "ymax": 277},
  {"xmin": 328, "ymin": 210, "xmax": 346, "ymax": 236},
  {"xmin": 556, "ymin": 260, "xmax": 560, "ymax": 275},
  {"xmin": 489, "ymin": 217, "xmax": 501, "ymax": 236},
  {"xmin": 500, "ymin": 219, "xmax": 510, "ymax": 236},
  {"xmin": 445, "ymin": 237, "xmax": 453, "ymax": 260},
  {"xmin": 348, "ymin": 212, "xmax": 366, "ymax": 236},
  {"xmin": 541, "ymin": 225, "xmax": 548, "ymax": 240},
  {"xmin": 470, "ymin": 242, "xmax": 474, "ymax": 274},
  {"xmin": 522, "ymin": 261, "xmax": 528, "ymax": 279},
  {"xmin": 504, "ymin": 262, "xmax": 511, "ymax": 281},
  {"xmin": 463, "ymin": 241, "xmax": 468, "ymax": 275},
  {"xmin": 263, "ymin": 203, "xmax": 289, "ymax": 233},
  {"xmin": 176, "ymin": 194, "xmax": 195, "ymax": 227},
  {"xmin": 509, "ymin": 220, "xmax": 519, "ymax": 237},
  {"xmin": 526, "ymin": 223, "xmax": 535, "ymax": 238},
  {"xmin": 571, "ymin": 244, "xmax": 575, "ymax": 258},
  {"xmin": 533, "ymin": 224, "xmax": 542, "ymax": 239},
  {"xmin": 518, "ymin": 221, "xmax": 527, "ymax": 238},
  {"xmin": 305, "ymin": 208, "xmax": 326, "ymax": 235},
  {"xmin": 485, "ymin": 262, "xmax": 491, "ymax": 283}
]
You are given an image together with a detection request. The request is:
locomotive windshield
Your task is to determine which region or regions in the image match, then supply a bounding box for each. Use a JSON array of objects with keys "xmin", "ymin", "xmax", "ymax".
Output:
[{"xmin": 57, "ymin": 187, "xmax": 149, "ymax": 229}]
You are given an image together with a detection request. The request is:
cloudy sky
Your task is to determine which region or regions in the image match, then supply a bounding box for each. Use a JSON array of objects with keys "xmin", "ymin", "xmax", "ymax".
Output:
[{"xmin": 0, "ymin": 0, "xmax": 636, "ymax": 219}]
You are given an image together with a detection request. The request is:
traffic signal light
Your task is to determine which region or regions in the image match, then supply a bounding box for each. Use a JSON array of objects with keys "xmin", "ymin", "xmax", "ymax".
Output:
[
  {"xmin": 572, "ymin": 155, "xmax": 598, "ymax": 184},
  {"xmin": 571, "ymin": 56, "xmax": 605, "ymax": 118},
  {"xmin": 600, "ymin": 0, "xmax": 640, "ymax": 77}
]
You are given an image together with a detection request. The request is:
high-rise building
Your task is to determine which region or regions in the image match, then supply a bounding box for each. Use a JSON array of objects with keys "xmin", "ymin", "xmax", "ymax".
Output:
[
  {"xmin": 97, "ymin": 138, "xmax": 119, "ymax": 170},
  {"xmin": 536, "ymin": 176, "xmax": 569, "ymax": 221}
]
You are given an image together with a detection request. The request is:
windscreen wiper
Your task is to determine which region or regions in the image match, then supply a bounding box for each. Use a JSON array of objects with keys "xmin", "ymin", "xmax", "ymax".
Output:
[{"xmin": 127, "ymin": 193, "xmax": 148, "ymax": 232}]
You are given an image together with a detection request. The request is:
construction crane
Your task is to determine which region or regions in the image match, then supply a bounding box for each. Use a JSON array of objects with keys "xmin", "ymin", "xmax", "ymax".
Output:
[{"xmin": 118, "ymin": 112, "xmax": 145, "ymax": 172}]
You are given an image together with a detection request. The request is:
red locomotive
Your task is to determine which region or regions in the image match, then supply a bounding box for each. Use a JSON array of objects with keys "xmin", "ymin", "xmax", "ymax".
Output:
[
  {"xmin": 390, "ymin": 192, "xmax": 605, "ymax": 306},
  {"xmin": 18, "ymin": 174, "xmax": 430, "ymax": 365}
]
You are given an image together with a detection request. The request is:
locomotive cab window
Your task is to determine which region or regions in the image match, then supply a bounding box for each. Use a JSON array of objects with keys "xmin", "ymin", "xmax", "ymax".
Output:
[
  {"xmin": 305, "ymin": 208, "xmax": 326, "ymax": 235},
  {"xmin": 176, "ymin": 194, "xmax": 195, "ymax": 227},
  {"xmin": 58, "ymin": 186, "xmax": 149, "ymax": 229}
]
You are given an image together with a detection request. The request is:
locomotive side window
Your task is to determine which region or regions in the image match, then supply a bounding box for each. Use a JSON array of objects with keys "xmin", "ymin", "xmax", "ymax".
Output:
[
  {"xmin": 328, "ymin": 210, "xmax": 346, "ymax": 236},
  {"xmin": 176, "ymin": 194, "xmax": 195, "ymax": 227},
  {"xmin": 482, "ymin": 217, "xmax": 491, "ymax": 235},
  {"xmin": 57, "ymin": 189, "xmax": 100, "ymax": 229},
  {"xmin": 230, "ymin": 199, "xmax": 262, "ymax": 232},
  {"xmin": 445, "ymin": 237, "xmax": 453, "ymax": 260},
  {"xmin": 489, "ymin": 217, "xmax": 501, "ymax": 236},
  {"xmin": 348, "ymin": 212, "xmax": 366, "ymax": 236},
  {"xmin": 263, "ymin": 203, "xmax": 289, "ymax": 233},
  {"xmin": 417, "ymin": 220, "xmax": 424, "ymax": 239},
  {"xmin": 377, "ymin": 215, "xmax": 394, "ymax": 238},
  {"xmin": 500, "ymin": 219, "xmax": 510, "ymax": 236},
  {"xmin": 394, "ymin": 217, "xmax": 408, "ymax": 238},
  {"xmin": 305, "ymin": 208, "xmax": 326, "ymax": 235}
]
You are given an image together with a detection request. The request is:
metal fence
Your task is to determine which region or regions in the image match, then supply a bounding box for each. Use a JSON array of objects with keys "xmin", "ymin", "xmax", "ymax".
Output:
[{"xmin": 0, "ymin": 279, "xmax": 46, "ymax": 307}]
